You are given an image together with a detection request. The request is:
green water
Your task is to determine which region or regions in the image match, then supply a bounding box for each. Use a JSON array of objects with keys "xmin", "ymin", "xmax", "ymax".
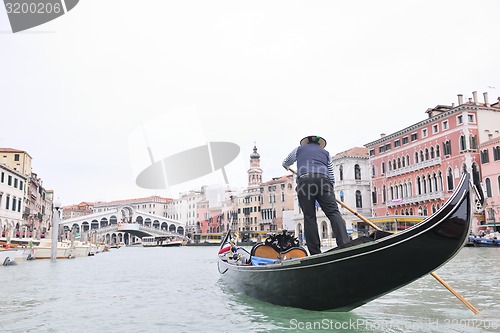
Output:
[{"xmin": 0, "ymin": 247, "xmax": 498, "ymax": 332}]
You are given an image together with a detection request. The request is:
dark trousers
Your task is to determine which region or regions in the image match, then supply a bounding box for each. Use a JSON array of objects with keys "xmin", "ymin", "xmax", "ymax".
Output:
[{"xmin": 297, "ymin": 175, "xmax": 350, "ymax": 255}]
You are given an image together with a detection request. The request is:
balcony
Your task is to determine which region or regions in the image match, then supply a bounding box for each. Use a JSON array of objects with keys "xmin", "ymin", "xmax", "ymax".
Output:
[
  {"xmin": 386, "ymin": 157, "xmax": 442, "ymax": 178},
  {"xmin": 387, "ymin": 191, "xmax": 445, "ymax": 207}
]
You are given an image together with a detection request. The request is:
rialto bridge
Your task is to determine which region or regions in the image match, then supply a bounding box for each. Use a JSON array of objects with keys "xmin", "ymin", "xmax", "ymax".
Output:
[{"xmin": 59, "ymin": 205, "xmax": 185, "ymax": 245}]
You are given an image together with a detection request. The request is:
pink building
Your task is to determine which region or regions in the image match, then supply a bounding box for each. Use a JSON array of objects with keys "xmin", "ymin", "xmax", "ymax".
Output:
[
  {"xmin": 479, "ymin": 136, "xmax": 500, "ymax": 231},
  {"xmin": 365, "ymin": 92, "xmax": 500, "ymax": 230}
]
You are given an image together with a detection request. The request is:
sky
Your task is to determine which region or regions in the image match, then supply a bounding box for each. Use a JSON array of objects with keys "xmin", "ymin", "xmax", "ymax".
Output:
[{"xmin": 1, "ymin": 0, "xmax": 499, "ymax": 205}]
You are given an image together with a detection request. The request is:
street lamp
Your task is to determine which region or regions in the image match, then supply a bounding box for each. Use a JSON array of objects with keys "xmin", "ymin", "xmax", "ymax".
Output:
[{"xmin": 51, "ymin": 198, "xmax": 62, "ymax": 262}]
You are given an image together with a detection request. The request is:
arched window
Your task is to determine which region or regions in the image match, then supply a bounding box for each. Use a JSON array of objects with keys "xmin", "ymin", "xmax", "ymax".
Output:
[
  {"xmin": 397, "ymin": 157, "xmax": 401, "ymax": 169},
  {"xmin": 422, "ymin": 177, "xmax": 427, "ymax": 194},
  {"xmin": 354, "ymin": 164, "xmax": 361, "ymax": 180},
  {"xmin": 436, "ymin": 145, "xmax": 440, "ymax": 157},
  {"xmin": 355, "ymin": 190, "xmax": 362, "ymax": 208},
  {"xmin": 417, "ymin": 176, "xmax": 422, "ymax": 195},
  {"xmin": 406, "ymin": 155, "xmax": 410, "ymax": 166},
  {"xmin": 460, "ymin": 135, "xmax": 467, "ymax": 151},
  {"xmin": 402, "ymin": 156, "xmax": 406, "ymax": 167},
  {"xmin": 447, "ymin": 168, "xmax": 454, "ymax": 191},
  {"xmin": 381, "ymin": 162, "xmax": 386, "ymax": 174},
  {"xmin": 372, "ymin": 165, "xmax": 376, "ymax": 177},
  {"xmin": 425, "ymin": 148, "xmax": 429, "ymax": 160},
  {"xmin": 321, "ymin": 221, "xmax": 328, "ymax": 239},
  {"xmin": 382, "ymin": 185, "xmax": 386, "ymax": 203},
  {"xmin": 392, "ymin": 160, "xmax": 396, "ymax": 170},
  {"xmin": 420, "ymin": 150, "xmax": 424, "ymax": 162},
  {"xmin": 372, "ymin": 187, "xmax": 377, "ymax": 204},
  {"xmin": 339, "ymin": 165, "xmax": 343, "ymax": 181},
  {"xmin": 415, "ymin": 152, "xmax": 419, "ymax": 164},
  {"xmin": 485, "ymin": 178, "xmax": 492, "ymax": 197},
  {"xmin": 430, "ymin": 147, "xmax": 435, "ymax": 159}
]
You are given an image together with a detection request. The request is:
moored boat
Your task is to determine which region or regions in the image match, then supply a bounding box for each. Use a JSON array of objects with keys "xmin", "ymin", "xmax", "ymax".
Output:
[
  {"xmin": 218, "ymin": 173, "xmax": 473, "ymax": 311},
  {"xmin": 32, "ymin": 240, "xmax": 74, "ymax": 259}
]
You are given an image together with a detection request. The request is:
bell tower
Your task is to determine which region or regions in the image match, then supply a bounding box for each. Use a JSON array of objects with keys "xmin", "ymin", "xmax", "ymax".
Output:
[{"xmin": 247, "ymin": 144, "xmax": 263, "ymax": 190}]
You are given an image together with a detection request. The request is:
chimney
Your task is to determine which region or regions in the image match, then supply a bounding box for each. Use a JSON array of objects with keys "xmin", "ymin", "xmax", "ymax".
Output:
[
  {"xmin": 483, "ymin": 92, "xmax": 490, "ymax": 106},
  {"xmin": 472, "ymin": 91, "xmax": 478, "ymax": 105},
  {"xmin": 380, "ymin": 133, "xmax": 386, "ymax": 138},
  {"xmin": 458, "ymin": 94, "xmax": 463, "ymax": 105}
]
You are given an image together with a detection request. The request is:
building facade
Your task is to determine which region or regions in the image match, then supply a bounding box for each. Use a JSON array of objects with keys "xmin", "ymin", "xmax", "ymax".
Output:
[
  {"xmin": 365, "ymin": 92, "xmax": 500, "ymax": 230},
  {"xmin": 260, "ymin": 175, "xmax": 294, "ymax": 232},
  {"xmin": 0, "ymin": 148, "xmax": 53, "ymax": 239},
  {"xmin": 479, "ymin": 136, "xmax": 500, "ymax": 232},
  {"xmin": 0, "ymin": 164, "xmax": 27, "ymax": 238}
]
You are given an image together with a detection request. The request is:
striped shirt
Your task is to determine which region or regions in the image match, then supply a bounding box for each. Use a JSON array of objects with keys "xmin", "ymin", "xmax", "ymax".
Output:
[{"xmin": 282, "ymin": 145, "xmax": 336, "ymax": 186}]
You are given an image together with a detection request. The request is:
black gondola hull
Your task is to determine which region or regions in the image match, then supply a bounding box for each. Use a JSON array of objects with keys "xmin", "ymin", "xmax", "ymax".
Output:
[{"xmin": 218, "ymin": 174, "xmax": 472, "ymax": 311}]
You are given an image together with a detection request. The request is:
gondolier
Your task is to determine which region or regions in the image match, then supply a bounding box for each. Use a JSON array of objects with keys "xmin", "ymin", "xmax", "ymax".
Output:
[{"xmin": 282, "ymin": 135, "xmax": 350, "ymax": 254}]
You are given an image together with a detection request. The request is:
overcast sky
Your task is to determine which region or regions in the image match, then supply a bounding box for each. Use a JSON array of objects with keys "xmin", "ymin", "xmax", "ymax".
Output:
[{"xmin": 1, "ymin": 0, "xmax": 499, "ymax": 205}]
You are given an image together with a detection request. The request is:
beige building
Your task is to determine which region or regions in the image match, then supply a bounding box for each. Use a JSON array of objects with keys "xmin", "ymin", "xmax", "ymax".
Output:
[
  {"xmin": 260, "ymin": 174, "xmax": 295, "ymax": 232},
  {"xmin": 0, "ymin": 148, "xmax": 32, "ymax": 177}
]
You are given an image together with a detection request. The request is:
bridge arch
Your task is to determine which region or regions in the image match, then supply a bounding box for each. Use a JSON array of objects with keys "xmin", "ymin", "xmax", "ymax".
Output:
[
  {"xmin": 136, "ymin": 216, "xmax": 143, "ymax": 224},
  {"xmin": 110, "ymin": 215, "xmax": 118, "ymax": 225},
  {"xmin": 100, "ymin": 217, "xmax": 108, "ymax": 228}
]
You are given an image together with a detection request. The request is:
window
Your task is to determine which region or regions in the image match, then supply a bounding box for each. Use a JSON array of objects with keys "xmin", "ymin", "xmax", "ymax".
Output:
[
  {"xmin": 460, "ymin": 135, "xmax": 467, "ymax": 151},
  {"xmin": 470, "ymin": 135, "xmax": 478, "ymax": 150},
  {"xmin": 371, "ymin": 165, "xmax": 376, "ymax": 177},
  {"xmin": 355, "ymin": 190, "xmax": 362, "ymax": 208},
  {"xmin": 480, "ymin": 149, "xmax": 489, "ymax": 164},
  {"xmin": 457, "ymin": 115, "xmax": 463, "ymax": 125},
  {"xmin": 372, "ymin": 187, "xmax": 377, "ymax": 204},
  {"xmin": 379, "ymin": 146, "xmax": 385, "ymax": 153},
  {"xmin": 432, "ymin": 124, "xmax": 439, "ymax": 134},
  {"xmin": 402, "ymin": 137, "xmax": 409, "ymax": 145},
  {"xmin": 14, "ymin": 178, "xmax": 18, "ymax": 188},
  {"xmin": 447, "ymin": 168, "xmax": 454, "ymax": 191},
  {"xmin": 381, "ymin": 162, "xmax": 385, "ymax": 174},
  {"xmin": 394, "ymin": 140, "xmax": 401, "ymax": 148},
  {"xmin": 485, "ymin": 178, "xmax": 492, "ymax": 198},
  {"xmin": 493, "ymin": 146, "xmax": 500, "ymax": 161},
  {"xmin": 442, "ymin": 120, "xmax": 449, "ymax": 130},
  {"xmin": 1, "ymin": 172, "xmax": 3, "ymax": 183},
  {"xmin": 354, "ymin": 164, "xmax": 361, "ymax": 180},
  {"xmin": 443, "ymin": 140, "xmax": 452, "ymax": 156},
  {"xmin": 339, "ymin": 165, "xmax": 343, "ymax": 181},
  {"xmin": 8, "ymin": 175, "xmax": 12, "ymax": 186},
  {"xmin": 14, "ymin": 154, "xmax": 20, "ymax": 161},
  {"xmin": 468, "ymin": 114, "xmax": 475, "ymax": 123},
  {"xmin": 385, "ymin": 143, "xmax": 391, "ymax": 151},
  {"xmin": 369, "ymin": 149, "xmax": 375, "ymax": 156},
  {"xmin": 422, "ymin": 129, "xmax": 428, "ymax": 138},
  {"xmin": 382, "ymin": 185, "xmax": 386, "ymax": 203},
  {"xmin": 411, "ymin": 133, "xmax": 418, "ymax": 141}
]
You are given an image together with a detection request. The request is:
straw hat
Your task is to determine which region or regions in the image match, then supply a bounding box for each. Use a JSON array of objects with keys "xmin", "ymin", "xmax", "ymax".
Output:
[{"xmin": 299, "ymin": 135, "xmax": 327, "ymax": 148}]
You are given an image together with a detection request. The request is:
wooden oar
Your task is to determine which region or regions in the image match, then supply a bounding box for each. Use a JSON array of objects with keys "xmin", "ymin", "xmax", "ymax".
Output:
[{"xmin": 286, "ymin": 167, "xmax": 480, "ymax": 314}]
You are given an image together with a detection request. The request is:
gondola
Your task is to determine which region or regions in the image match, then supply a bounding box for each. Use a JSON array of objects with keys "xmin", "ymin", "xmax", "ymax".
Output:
[{"xmin": 218, "ymin": 173, "xmax": 473, "ymax": 311}]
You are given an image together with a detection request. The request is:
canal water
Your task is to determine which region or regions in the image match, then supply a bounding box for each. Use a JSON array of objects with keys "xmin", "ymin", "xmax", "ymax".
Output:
[{"xmin": 1, "ymin": 246, "xmax": 499, "ymax": 333}]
